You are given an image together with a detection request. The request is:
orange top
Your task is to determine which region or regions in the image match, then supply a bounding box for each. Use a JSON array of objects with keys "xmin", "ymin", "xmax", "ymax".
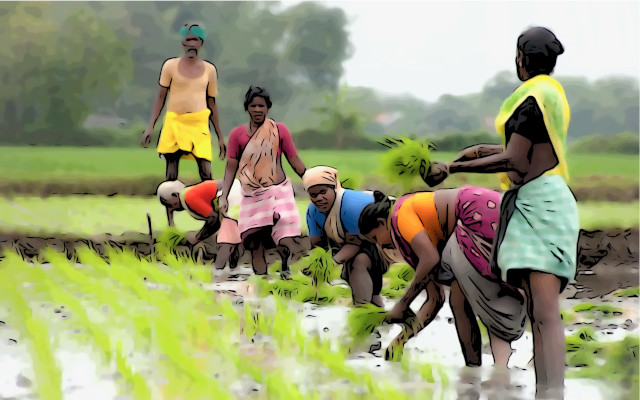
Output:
[
  {"xmin": 182, "ymin": 180, "xmax": 218, "ymax": 220},
  {"xmin": 159, "ymin": 58, "xmax": 218, "ymax": 114},
  {"xmin": 396, "ymin": 192, "xmax": 444, "ymax": 247}
]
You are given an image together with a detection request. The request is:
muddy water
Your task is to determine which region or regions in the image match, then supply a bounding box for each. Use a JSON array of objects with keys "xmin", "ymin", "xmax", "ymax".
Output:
[{"xmin": 0, "ymin": 265, "xmax": 636, "ymax": 399}]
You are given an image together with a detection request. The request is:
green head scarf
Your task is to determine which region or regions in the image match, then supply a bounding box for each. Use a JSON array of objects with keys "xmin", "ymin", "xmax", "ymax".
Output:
[{"xmin": 180, "ymin": 24, "xmax": 206, "ymax": 41}]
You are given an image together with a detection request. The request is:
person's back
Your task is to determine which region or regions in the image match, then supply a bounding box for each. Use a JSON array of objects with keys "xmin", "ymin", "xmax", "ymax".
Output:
[
  {"xmin": 181, "ymin": 180, "xmax": 219, "ymax": 220},
  {"xmin": 449, "ymin": 186, "xmax": 501, "ymax": 280},
  {"xmin": 393, "ymin": 187, "xmax": 502, "ymax": 280}
]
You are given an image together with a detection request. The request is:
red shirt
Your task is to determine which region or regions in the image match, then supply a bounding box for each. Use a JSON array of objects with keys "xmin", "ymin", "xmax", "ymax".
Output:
[
  {"xmin": 227, "ymin": 122, "xmax": 298, "ymax": 161},
  {"xmin": 182, "ymin": 180, "xmax": 218, "ymax": 219}
]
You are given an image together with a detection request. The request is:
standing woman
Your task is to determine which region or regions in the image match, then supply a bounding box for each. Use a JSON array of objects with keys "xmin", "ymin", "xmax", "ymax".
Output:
[
  {"xmin": 427, "ymin": 27, "xmax": 578, "ymax": 397},
  {"xmin": 219, "ymin": 86, "xmax": 307, "ymax": 275}
]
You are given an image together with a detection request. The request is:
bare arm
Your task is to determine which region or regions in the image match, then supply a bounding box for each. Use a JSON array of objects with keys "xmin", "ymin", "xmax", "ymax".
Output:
[
  {"xmin": 141, "ymin": 86, "xmax": 169, "ymax": 147},
  {"xmin": 397, "ymin": 232, "xmax": 441, "ymax": 309},
  {"xmin": 281, "ymin": 125, "xmax": 306, "ymax": 177},
  {"xmin": 333, "ymin": 234, "xmax": 363, "ymax": 264},
  {"xmin": 310, "ymin": 236, "xmax": 328, "ymax": 250},
  {"xmin": 453, "ymin": 144, "xmax": 504, "ymax": 162},
  {"xmin": 207, "ymin": 97, "xmax": 226, "ymax": 159},
  {"xmin": 287, "ymin": 154, "xmax": 306, "ymax": 178},
  {"xmin": 147, "ymin": 86, "xmax": 168, "ymax": 131},
  {"xmin": 166, "ymin": 207, "xmax": 175, "ymax": 227},
  {"xmin": 448, "ymin": 134, "xmax": 532, "ymax": 175},
  {"xmin": 220, "ymin": 158, "xmax": 239, "ymax": 202},
  {"xmin": 194, "ymin": 214, "xmax": 220, "ymax": 243}
]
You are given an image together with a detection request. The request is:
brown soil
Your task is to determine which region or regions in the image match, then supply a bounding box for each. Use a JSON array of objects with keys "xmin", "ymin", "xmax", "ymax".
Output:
[
  {"xmin": 0, "ymin": 229, "xmax": 636, "ymax": 299},
  {"xmin": 0, "ymin": 179, "xmax": 637, "ymax": 202}
]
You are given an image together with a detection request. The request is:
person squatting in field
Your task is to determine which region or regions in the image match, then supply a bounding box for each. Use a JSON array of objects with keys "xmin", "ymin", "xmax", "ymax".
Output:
[
  {"xmin": 303, "ymin": 166, "xmax": 405, "ymax": 307},
  {"xmin": 425, "ymin": 26, "xmax": 578, "ymax": 398},
  {"xmin": 157, "ymin": 179, "xmax": 241, "ymax": 271},
  {"xmin": 141, "ymin": 22, "xmax": 226, "ymax": 182},
  {"xmin": 358, "ymin": 188, "xmax": 527, "ymax": 368},
  {"xmin": 218, "ymin": 86, "xmax": 307, "ymax": 277}
]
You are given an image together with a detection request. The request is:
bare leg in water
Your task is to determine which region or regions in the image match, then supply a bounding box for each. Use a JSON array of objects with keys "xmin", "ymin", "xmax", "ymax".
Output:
[
  {"xmin": 251, "ymin": 242, "xmax": 267, "ymax": 275},
  {"xmin": 348, "ymin": 253, "xmax": 384, "ymax": 307},
  {"xmin": 385, "ymin": 280, "xmax": 444, "ymax": 360},
  {"xmin": 279, "ymin": 237, "xmax": 302, "ymax": 277},
  {"xmin": 522, "ymin": 271, "xmax": 565, "ymax": 399},
  {"xmin": 489, "ymin": 332, "xmax": 513, "ymax": 367},
  {"xmin": 449, "ymin": 280, "xmax": 482, "ymax": 367},
  {"xmin": 214, "ymin": 244, "xmax": 235, "ymax": 270}
]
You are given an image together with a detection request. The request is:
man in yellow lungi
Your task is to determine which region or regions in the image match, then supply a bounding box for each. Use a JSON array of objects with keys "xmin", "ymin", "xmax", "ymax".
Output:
[{"xmin": 141, "ymin": 22, "xmax": 226, "ymax": 181}]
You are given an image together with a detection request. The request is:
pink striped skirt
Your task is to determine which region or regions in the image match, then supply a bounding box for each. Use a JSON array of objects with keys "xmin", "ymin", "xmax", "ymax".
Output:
[{"xmin": 237, "ymin": 178, "xmax": 301, "ymax": 245}]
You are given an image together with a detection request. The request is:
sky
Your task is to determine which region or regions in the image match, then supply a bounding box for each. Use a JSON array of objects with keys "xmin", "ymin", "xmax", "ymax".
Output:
[{"xmin": 282, "ymin": 0, "xmax": 640, "ymax": 102}]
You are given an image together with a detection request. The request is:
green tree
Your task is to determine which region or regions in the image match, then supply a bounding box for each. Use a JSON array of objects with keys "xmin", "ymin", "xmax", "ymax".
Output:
[
  {"xmin": 0, "ymin": 3, "xmax": 133, "ymax": 144},
  {"xmin": 283, "ymin": 2, "xmax": 352, "ymax": 91},
  {"xmin": 313, "ymin": 83, "xmax": 372, "ymax": 149}
]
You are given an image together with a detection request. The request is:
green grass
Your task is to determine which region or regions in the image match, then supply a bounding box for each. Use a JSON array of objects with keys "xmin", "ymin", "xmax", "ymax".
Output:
[
  {"xmin": 0, "ymin": 196, "xmax": 636, "ymax": 236},
  {"xmin": 578, "ymin": 201, "xmax": 639, "ymax": 230},
  {"xmin": 0, "ymin": 196, "xmax": 311, "ymax": 236},
  {"xmin": 0, "ymin": 147, "xmax": 637, "ymax": 188}
]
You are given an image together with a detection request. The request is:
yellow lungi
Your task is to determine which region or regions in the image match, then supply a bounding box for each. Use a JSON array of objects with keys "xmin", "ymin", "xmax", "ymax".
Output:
[{"xmin": 157, "ymin": 109, "xmax": 212, "ymax": 161}]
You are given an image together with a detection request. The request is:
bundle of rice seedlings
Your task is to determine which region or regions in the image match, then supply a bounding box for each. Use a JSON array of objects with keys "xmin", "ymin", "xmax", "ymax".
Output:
[
  {"xmin": 613, "ymin": 287, "xmax": 639, "ymax": 298},
  {"xmin": 313, "ymin": 285, "xmax": 339, "ymax": 305},
  {"xmin": 381, "ymin": 287, "xmax": 405, "ymax": 299},
  {"xmin": 347, "ymin": 304, "xmax": 388, "ymax": 344},
  {"xmin": 270, "ymin": 277, "xmax": 312, "ymax": 299},
  {"xmin": 566, "ymin": 326, "xmax": 597, "ymax": 352},
  {"xmin": 379, "ymin": 137, "xmax": 435, "ymax": 187},
  {"xmin": 392, "ymin": 264, "xmax": 415, "ymax": 282},
  {"xmin": 155, "ymin": 227, "xmax": 187, "ymax": 258},
  {"xmin": 301, "ymin": 247, "xmax": 336, "ymax": 287}
]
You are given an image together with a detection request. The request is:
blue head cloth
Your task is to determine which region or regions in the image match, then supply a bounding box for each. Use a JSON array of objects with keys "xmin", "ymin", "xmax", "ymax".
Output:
[{"xmin": 180, "ymin": 24, "xmax": 206, "ymax": 41}]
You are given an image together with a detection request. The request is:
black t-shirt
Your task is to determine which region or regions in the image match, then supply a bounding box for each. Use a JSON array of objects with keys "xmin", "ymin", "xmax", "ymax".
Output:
[{"xmin": 505, "ymin": 96, "xmax": 550, "ymax": 145}]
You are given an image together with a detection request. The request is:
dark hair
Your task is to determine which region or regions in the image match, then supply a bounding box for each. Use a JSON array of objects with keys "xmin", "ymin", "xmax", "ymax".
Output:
[
  {"xmin": 517, "ymin": 27, "xmax": 564, "ymax": 76},
  {"xmin": 244, "ymin": 86, "xmax": 273, "ymax": 111},
  {"xmin": 358, "ymin": 190, "xmax": 393, "ymax": 235}
]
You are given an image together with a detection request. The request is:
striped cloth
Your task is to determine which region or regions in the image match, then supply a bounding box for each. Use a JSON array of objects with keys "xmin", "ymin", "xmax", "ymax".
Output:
[
  {"xmin": 491, "ymin": 174, "xmax": 580, "ymax": 290},
  {"xmin": 237, "ymin": 178, "xmax": 301, "ymax": 244}
]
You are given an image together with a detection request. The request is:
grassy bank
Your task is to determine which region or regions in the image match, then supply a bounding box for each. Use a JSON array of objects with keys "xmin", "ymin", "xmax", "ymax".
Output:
[
  {"xmin": 0, "ymin": 147, "xmax": 637, "ymax": 188},
  {"xmin": 0, "ymin": 196, "xmax": 637, "ymax": 236}
]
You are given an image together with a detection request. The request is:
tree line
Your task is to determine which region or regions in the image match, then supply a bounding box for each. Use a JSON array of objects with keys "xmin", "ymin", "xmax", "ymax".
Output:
[{"xmin": 0, "ymin": 2, "xmax": 637, "ymax": 150}]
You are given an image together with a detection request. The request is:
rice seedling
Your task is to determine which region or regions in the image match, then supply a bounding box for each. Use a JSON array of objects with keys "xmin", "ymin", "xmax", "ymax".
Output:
[
  {"xmin": 0, "ymin": 242, "xmax": 458, "ymax": 399},
  {"xmin": 302, "ymin": 247, "xmax": 338, "ymax": 287},
  {"xmin": 154, "ymin": 227, "xmax": 187, "ymax": 255},
  {"xmin": 568, "ymin": 333, "xmax": 639, "ymax": 398},
  {"xmin": 573, "ymin": 302, "xmax": 623, "ymax": 316},
  {"xmin": 386, "ymin": 263, "xmax": 415, "ymax": 282},
  {"xmin": 0, "ymin": 253, "xmax": 63, "ymax": 400},
  {"xmin": 347, "ymin": 304, "xmax": 388, "ymax": 344},
  {"xmin": 250, "ymin": 248, "xmax": 349, "ymax": 306},
  {"xmin": 613, "ymin": 286, "xmax": 639, "ymax": 298},
  {"xmin": 566, "ymin": 326, "xmax": 599, "ymax": 352},
  {"xmin": 381, "ymin": 264, "xmax": 414, "ymax": 299},
  {"xmin": 378, "ymin": 287, "xmax": 402, "ymax": 299},
  {"xmin": 39, "ymin": 249, "xmax": 184, "ymax": 398},
  {"xmin": 379, "ymin": 137, "xmax": 435, "ymax": 189},
  {"xmin": 560, "ymin": 309, "xmax": 577, "ymax": 323}
]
